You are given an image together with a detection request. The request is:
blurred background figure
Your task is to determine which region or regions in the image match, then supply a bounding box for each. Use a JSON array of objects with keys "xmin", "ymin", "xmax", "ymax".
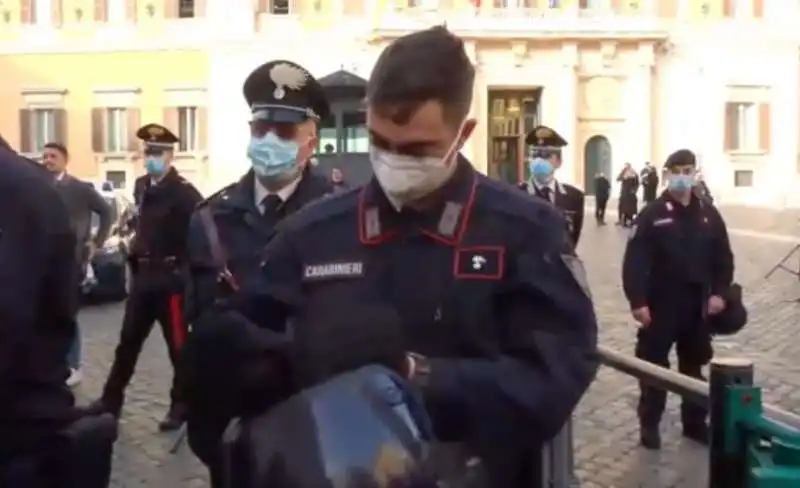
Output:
[
  {"xmin": 616, "ymin": 163, "xmax": 639, "ymax": 227},
  {"xmin": 640, "ymin": 161, "xmax": 659, "ymax": 205},
  {"xmin": 43, "ymin": 141, "xmax": 113, "ymax": 388},
  {"xmin": 593, "ymin": 171, "xmax": 610, "ymax": 226},
  {"xmin": 330, "ymin": 167, "xmax": 349, "ymax": 192},
  {"xmin": 694, "ymin": 169, "xmax": 714, "ymax": 203}
]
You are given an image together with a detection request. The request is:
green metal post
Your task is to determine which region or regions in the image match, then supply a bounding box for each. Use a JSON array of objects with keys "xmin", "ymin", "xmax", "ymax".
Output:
[{"xmin": 708, "ymin": 357, "xmax": 753, "ymax": 488}]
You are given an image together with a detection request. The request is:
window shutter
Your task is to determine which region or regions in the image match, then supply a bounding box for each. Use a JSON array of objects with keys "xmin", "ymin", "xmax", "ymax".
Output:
[
  {"xmin": 658, "ymin": 0, "xmax": 676, "ymax": 17},
  {"xmin": 578, "ymin": 0, "xmax": 588, "ymax": 9},
  {"xmin": 759, "ymin": 103, "xmax": 771, "ymax": 153},
  {"xmin": 91, "ymin": 108, "xmax": 105, "ymax": 152},
  {"xmin": 343, "ymin": 0, "xmax": 364, "ymax": 14},
  {"xmin": 127, "ymin": 108, "xmax": 141, "ymax": 151},
  {"xmin": 18, "ymin": 109, "xmax": 32, "ymax": 153},
  {"xmin": 20, "ymin": 0, "xmax": 33, "ymax": 23},
  {"xmin": 126, "ymin": 0, "xmax": 137, "ymax": 20},
  {"xmin": 722, "ymin": 0, "xmax": 732, "ymax": 17},
  {"xmin": 164, "ymin": 107, "xmax": 179, "ymax": 135},
  {"xmin": 610, "ymin": 0, "xmax": 622, "ymax": 12},
  {"xmin": 52, "ymin": 0, "xmax": 63, "ymax": 26},
  {"xmin": 723, "ymin": 103, "xmax": 736, "ymax": 151},
  {"xmin": 95, "ymin": 0, "xmax": 108, "ymax": 21},
  {"xmin": 164, "ymin": 0, "xmax": 178, "ymax": 18},
  {"xmin": 753, "ymin": 0, "xmax": 763, "ymax": 18},
  {"xmin": 54, "ymin": 109, "xmax": 68, "ymax": 144},
  {"xmin": 197, "ymin": 107, "xmax": 208, "ymax": 151}
]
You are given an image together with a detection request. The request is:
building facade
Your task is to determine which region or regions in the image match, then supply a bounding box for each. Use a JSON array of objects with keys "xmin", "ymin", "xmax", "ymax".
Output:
[{"xmin": 1, "ymin": 0, "xmax": 798, "ymax": 206}]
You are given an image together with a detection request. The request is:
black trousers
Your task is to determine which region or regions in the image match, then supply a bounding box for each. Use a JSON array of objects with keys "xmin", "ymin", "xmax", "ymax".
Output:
[
  {"xmin": 595, "ymin": 198, "xmax": 608, "ymax": 222},
  {"xmin": 634, "ymin": 294, "xmax": 712, "ymax": 427},
  {"xmin": 102, "ymin": 270, "xmax": 187, "ymax": 407}
]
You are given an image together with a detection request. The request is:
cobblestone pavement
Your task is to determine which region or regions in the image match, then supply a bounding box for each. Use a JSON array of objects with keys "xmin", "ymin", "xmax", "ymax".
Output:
[{"xmin": 75, "ymin": 209, "xmax": 800, "ymax": 488}]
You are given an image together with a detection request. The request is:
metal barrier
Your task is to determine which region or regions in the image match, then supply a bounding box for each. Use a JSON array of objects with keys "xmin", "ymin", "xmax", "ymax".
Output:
[{"xmin": 596, "ymin": 345, "xmax": 800, "ymax": 487}]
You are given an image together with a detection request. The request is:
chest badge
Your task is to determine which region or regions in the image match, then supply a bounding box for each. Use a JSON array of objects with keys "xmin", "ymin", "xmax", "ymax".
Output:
[
  {"xmin": 455, "ymin": 246, "xmax": 505, "ymax": 280},
  {"xmin": 303, "ymin": 261, "xmax": 364, "ymax": 281}
]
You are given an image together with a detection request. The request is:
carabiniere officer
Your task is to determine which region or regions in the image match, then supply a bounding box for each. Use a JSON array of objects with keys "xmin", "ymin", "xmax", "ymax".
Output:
[
  {"xmin": 81, "ymin": 124, "xmax": 203, "ymax": 431},
  {"xmin": 522, "ymin": 125, "xmax": 585, "ymax": 248},
  {"xmin": 190, "ymin": 26, "xmax": 598, "ymax": 488},
  {"xmin": 622, "ymin": 148, "xmax": 734, "ymax": 450},
  {"xmin": 182, "ymin": 59, "xmax": 332, "ymax": 488}
]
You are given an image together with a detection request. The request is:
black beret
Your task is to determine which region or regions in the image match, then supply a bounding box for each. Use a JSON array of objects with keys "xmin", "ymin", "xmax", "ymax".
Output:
[
  {"xmin": 243, "ymin": 60, "xmax": 330, "ymax": 124},
  {"xmin": 664, "ymin": 149, "xmax": 697, "ymax": 169}
]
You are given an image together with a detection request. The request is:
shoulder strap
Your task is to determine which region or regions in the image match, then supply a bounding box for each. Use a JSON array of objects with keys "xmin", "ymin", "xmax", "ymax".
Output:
[{"xmin": 197, "ymin": 206, "xmax": 239, "ymax": 291}]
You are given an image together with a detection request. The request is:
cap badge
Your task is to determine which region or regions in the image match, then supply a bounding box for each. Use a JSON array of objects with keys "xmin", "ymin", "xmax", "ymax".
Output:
[
  {"xmin": 147, "ymin": 125, "xmax": 165, "ymax": 138},
  {"xmin": 269, "ymin": 63, "xmax": 309, "ymax": 101},
  {"xmin": 535, "ymin": 127, "xmax": 552, "ymax": 139}
]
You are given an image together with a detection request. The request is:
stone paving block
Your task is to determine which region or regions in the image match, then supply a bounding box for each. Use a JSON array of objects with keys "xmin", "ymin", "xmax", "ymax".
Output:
[{"xmin": 76, "ymin": 217, "xmax": 800, "ymax": 487}]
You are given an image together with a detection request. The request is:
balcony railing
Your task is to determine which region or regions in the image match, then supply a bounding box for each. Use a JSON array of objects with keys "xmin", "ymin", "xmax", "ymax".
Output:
[{"xmin": 371, "ymin": 6, "xmax": 669, "ymax": 39}]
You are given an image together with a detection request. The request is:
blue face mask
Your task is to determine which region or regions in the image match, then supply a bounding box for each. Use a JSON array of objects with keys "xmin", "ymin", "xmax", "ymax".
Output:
[
  {"xmin": 247, "ymin": 132, "xmax": 300, "ymax": 179},
  {"xmin": 529, "ymin": 157, "xmax": 554, "ymax": 184},
  {"xmin": 145, "ymin": 157, "xmax": 166, "ymax": 176},
  {"xmin": 668, "ymin": 174, "xmax": 694, "ymax": 192}
]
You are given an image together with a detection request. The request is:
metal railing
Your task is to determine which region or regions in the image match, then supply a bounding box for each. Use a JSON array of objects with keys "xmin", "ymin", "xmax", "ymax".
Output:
[{"xmin": 584, "ymin": 345, "xmax": 800, "ymax": 487}]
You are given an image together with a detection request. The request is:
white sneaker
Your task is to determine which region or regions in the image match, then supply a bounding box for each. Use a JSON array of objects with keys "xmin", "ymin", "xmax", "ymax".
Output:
[{"xmin": 66, "ymin": 368, "xmax": 83, "ymax": 387}]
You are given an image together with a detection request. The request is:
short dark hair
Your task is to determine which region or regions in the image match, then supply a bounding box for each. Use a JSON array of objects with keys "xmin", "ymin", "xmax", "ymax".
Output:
[
  {"xmin": 366, "ymin": 26, "xmax": 475, "ymax": 126},
  {"xmin": 43, "ymin": 142, "xmax": 68, "ymax": 159}
]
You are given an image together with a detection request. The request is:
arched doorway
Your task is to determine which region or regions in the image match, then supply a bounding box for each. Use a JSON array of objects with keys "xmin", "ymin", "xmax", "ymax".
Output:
[{"xmin": 583, "ymin": 135, "xmax": 612, "ymax": 195}]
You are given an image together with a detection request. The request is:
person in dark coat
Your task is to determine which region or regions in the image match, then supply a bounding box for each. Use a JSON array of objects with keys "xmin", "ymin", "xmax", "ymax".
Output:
[
  {"xmin": 640, "ymin": 161, "xmax": 659, "ymax": 204},
  {"xmin": 616, "ymin": 163, "xmax": 639, "ymax": 227},
  {"xmin": 593, "ymin": 171, "xmax": 610, "ymax": 225},
  {"xmin": 79, "ymin": 124, "xmax": 203, "ymax": 431},
  {"xmin": 622, "ymin": 148, "xmax": 734, "ymax": 450},
  {"xmin": 522, "ymin": 125, "xmax": 585, "ymax": 247},
  {"xmin": 189, "ymin": 26, "xmax": 597, "ymax": 488},
  {"xmin": 42, "ymin": 142, "xmax": 114, "ymax": 387},
  {"xmin": 182, "ymin": 58, "xmax": 332, "ymax": 488}
]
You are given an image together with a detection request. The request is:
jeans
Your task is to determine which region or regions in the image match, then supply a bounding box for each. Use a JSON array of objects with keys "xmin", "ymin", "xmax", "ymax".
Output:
[{"xmin": 67, "ymin": 327, "xmax": 81, "ymax": 370}]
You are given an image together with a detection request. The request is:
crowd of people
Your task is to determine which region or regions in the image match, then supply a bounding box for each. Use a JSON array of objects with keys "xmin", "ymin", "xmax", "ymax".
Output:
[
  {"xmin": 591, "ymin": 161, "xmax": 714, "ymax": 228},
  {"xmin": 1, "ymin": 25, "xmax": 745, "ymax": 488}
]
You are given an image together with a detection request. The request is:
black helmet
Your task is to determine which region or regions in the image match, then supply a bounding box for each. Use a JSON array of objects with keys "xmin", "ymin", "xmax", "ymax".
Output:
[{"xmin": 708, "ymin": 283, "xmax": 748, "ymax": 336}]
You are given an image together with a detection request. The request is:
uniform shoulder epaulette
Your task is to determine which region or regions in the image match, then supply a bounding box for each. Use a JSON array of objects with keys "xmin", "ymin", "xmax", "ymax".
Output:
[
  {"xmin": 195, "ymin": 182, "xmax": 236, "ymax": 210},
  {"xmin": 477, "ymin": 175, "xmax": 561, "ymax": 225},
  {"xmin": 280, "ymin": 186, "xmax": 360, "ymax": 233},
  {"xmin": 560, "ymin": 182, "xmax": 585, "ymax": 196}
]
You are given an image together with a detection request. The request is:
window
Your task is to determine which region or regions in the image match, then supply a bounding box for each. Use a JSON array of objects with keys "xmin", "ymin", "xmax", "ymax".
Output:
[
  {"xmin": 734, "ymin": 170, "xmax": 754, "ymax": 188},
  {"xmin": 104, "ymin": 170, "xmax": 128, "ymax": 190},
  {"xmin": 318, "ymin": 115, "xmax": 337, "ymax": 154},
  {"xmin": 19, "ymin": 108, "xmax": 66, "ymax": 154},
  {"xmin": 579, "ymin": 0, "xmax": 609, "ymax": 9},
  {"xmin": 724, "ymin": 102, "xmax": 770, "ymax": 153},
  {"xmin": 492, "ymin": 0, "xmax": 534, "ymax": 8},
  {"xmin": 178, "ymin": 0, "xmax": 195, "ymax": 17},
  {"xmin": 107, "ymin": 0, "xmax": 126, "ymax": 22},
  {"xmin": 342, "ymin": 112, "xmax": 368, "ymax": 153},
  {"xmin": 267, "ymin": 0, "xmax": 291, "ymax": 14},
  {"xmin": 105, "ymin": 108, "xmax": 129, "ymax": 153},
  {"xmin": 177, "ymin": 107, "xmax": 199, "ymax": 152},
  {"xmin": 33, "ymin": 0, "xmax": 52, "ymax": 25}
]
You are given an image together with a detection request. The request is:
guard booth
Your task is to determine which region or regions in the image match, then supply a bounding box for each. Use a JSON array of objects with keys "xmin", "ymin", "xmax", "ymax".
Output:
[{"xmin": 315, "ymin": 69, "xmax": 371, "ymax": 185}]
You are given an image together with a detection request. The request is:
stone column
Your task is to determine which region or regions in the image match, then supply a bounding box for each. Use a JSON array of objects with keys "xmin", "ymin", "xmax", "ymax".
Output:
[
  {"xmin": 632, "ymin": 42, "xmax": 655, "ymax": 164},
  {"xmin": 559, "ymin": 41, "xmax": 579, "ymax": 185}
]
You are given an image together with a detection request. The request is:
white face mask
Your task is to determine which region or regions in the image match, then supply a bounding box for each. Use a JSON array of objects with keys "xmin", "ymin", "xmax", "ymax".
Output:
[{"xmin": 369, "ymin": 128, "xmax": 463, "ymax": 209}]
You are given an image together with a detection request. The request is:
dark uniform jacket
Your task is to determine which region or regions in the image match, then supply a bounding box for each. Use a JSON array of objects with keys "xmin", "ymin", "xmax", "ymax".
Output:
[
  {"xmin": 525, "ymin": 180, "xmax": 585, "ymax": 247},
  {"xmin": 622, "ymin": 191, "xmax": 734, "ymax": 311},
  {"xmin": 190, "ymin": 157, "xmax": 599, "ymax": 487},
  {"xmin": 0, "ymin": 146, "xmax": 78, "ymax": 452},
  {"xmin": 593, "ymin": 176, "xmax": 610, "ymax": 202},
  {"xmin": 129, "ymin": 167, "xmax": 202, "ymax": 265},
  {"xmin": 184, "ymin": 168, "xmax": 331, "ymax": 323}
]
